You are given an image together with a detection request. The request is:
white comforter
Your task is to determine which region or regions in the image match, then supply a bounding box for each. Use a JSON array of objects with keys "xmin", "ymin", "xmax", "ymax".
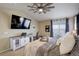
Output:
[{"xmin": 25, "ymin": 39, "xmax": 56, "ymax": 56}]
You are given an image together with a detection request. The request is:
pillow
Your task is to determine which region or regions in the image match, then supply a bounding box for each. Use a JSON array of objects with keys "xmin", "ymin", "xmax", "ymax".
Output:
[
  {"xmin": 40, "ymin": 37, "xmax": 48, "ymax": 42},
  {"xmin": 48, "ymin": 37, "xmax": 57, "ymax": 48}
]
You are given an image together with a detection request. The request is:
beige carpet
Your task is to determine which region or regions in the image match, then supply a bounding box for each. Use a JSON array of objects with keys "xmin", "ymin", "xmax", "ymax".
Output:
[{"xmin": 0, "ymin": 46, "xmax": 25, "ymax": 56}]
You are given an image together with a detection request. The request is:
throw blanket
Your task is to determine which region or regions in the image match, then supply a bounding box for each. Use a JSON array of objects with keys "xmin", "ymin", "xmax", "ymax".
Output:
[
  {"xmin": 25, "ymin": 39, "xmax": 56, "ymax": 56},
  {"xmin": 36, "ymin": 43, "xmax": 51, "ymax": 56}
]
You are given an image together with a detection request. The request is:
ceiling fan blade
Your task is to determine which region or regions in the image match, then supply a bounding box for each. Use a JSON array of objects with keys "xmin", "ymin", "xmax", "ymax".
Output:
[
  {"xmin": 39, "ymin": 12, "xmax": 42, "ymax": 14},
  {"xmin": 43, "ymin": 10, "xmax": 46, "ymax": 14},
  {"xmin": 40, "ymin": 3, "xmax": 43, "ymax": 7},
  {"xmin": 46, "ymin": 9, "xmax": 50, "ymax": 11},
  {"xmin": 44, "ymin": 3, "xmax": 53, "ymax": 7},
  {"xmin": 33, "ymin": 3, "xmax": 39, "ymax": 7},
  {"xmin": 46, "ymin": 6, "xmax": 55, "ymax": 8},
  {"xmin": 27, "ymin": 5, "xmax": 36, "ymax": 8},
  {"xmin": 29, "ymin": 9, "xmax": 35, "ymax": 11},
  {"xmin": 34, "ymin": 11, "xmax": 37, "ymax": 13}
]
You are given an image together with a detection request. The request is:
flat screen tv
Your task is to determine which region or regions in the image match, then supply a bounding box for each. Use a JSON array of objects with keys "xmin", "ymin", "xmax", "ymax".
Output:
[{"xmin": 11, "ymin": 15, "xmax": 31, "ymax": 29}]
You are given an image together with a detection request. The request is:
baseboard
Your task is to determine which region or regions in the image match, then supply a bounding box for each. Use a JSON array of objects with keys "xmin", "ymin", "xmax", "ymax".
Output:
[{"xmin": 0, "ymin": 48, "xmax": 10, "ymax": 54}]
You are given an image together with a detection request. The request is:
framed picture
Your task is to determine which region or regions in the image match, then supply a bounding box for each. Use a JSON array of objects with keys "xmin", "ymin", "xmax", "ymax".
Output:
[{"xmin": 45, "ymin": 25, "xmax": 50, "ymax": 32}]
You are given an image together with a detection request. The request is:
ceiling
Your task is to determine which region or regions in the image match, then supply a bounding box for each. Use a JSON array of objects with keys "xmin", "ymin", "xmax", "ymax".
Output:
[{"xmin": 0, "ymin": 3, "xmax": 79, "ymax": 21}]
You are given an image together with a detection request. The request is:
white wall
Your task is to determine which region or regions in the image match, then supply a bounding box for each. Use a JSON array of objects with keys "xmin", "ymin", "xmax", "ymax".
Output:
[{"xmin": 0, "ymin": 10, "xmax": 38, "ymax": 52}]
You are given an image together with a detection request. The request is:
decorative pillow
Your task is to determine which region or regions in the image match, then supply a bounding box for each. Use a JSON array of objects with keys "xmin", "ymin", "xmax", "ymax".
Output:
[
  {"xmin": 47, "ymin": 37, "xmax": 57, "ymax": 48},
  {"xmin": 40, "ymin": 37, "xmax": 48, "ymax": 42},
  {"xmin": 48, "ymin": 37, "xmax": 57, "ymax": 44}
]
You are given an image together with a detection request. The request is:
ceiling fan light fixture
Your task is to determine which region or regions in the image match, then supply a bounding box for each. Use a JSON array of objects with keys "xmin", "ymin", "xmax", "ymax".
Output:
[
  {"xmin": 38, "ymin": 8, "xmax": 43, "ymax": 12},
  {"xmin": 27, "ymin": 3, "xmax": 55, "ymax": 14}
]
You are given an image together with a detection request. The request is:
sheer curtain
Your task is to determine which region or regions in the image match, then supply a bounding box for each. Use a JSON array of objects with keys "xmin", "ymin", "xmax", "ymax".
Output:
[{"xmin": 52, "ymin": 18, "xmax": 66, "ymax": 39}]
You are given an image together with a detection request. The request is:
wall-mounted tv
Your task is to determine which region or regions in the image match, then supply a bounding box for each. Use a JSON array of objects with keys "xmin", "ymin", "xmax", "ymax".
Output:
[{"xmin": 11, "ymin": 15, "xmax": 31, "ymax": 29}]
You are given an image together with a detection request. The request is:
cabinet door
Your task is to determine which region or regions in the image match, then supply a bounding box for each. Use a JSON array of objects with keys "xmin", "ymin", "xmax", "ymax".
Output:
[
  {"xmin": 15, "ymin": 39, "xmax": 21, "ymax": 50},
  {"xmin": 12, "ymin": 39, "xmax": 20, "ymax": 51},
  {"xmin": 20, "ymin": 37, "xmax": 29, "ymax": 46},
  {"xmin": 20, "ymin": 38, "xmax": 25, "ymax": 46},
  {"xmin": 24, "ymin": 37, "xmax": 29, "ymax": 44},
  {"xmin": 15, "ymin": 39, "xmax": 20, "ymax": 47}
]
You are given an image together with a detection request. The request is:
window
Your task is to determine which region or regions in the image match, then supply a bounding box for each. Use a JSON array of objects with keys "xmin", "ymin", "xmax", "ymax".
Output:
[{"xmin": 53, "ymin": 19, "xmax": 66, "ymax": 39}]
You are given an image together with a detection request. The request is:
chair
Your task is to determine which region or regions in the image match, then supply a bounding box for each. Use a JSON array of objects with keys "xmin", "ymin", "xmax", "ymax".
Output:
[{"xmin": 56, "ymin": 32, "xmax": 76, "ymax": 55}]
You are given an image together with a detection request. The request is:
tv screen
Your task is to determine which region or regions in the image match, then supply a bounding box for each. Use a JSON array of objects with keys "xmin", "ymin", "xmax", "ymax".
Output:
[{"xmin": 11, "ymin": 15, "xmax": 31, "ymax": 29}]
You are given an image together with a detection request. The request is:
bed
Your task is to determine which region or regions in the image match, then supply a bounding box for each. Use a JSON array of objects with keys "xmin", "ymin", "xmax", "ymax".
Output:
[{"xmin": 25, "ymin": 37, "xmax": 58, "ymax": 56}]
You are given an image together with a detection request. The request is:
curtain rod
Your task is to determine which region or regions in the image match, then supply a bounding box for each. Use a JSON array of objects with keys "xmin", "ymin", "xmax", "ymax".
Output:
[{"xmin": 51, "ymin": 15, "xmax": 78, "ymax": 20}]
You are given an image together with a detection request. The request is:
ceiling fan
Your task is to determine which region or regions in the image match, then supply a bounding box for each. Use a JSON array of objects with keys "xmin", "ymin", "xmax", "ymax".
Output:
[{"xmin": 27, "ymin": 3, "xmax": 55, "ymax": 14}]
